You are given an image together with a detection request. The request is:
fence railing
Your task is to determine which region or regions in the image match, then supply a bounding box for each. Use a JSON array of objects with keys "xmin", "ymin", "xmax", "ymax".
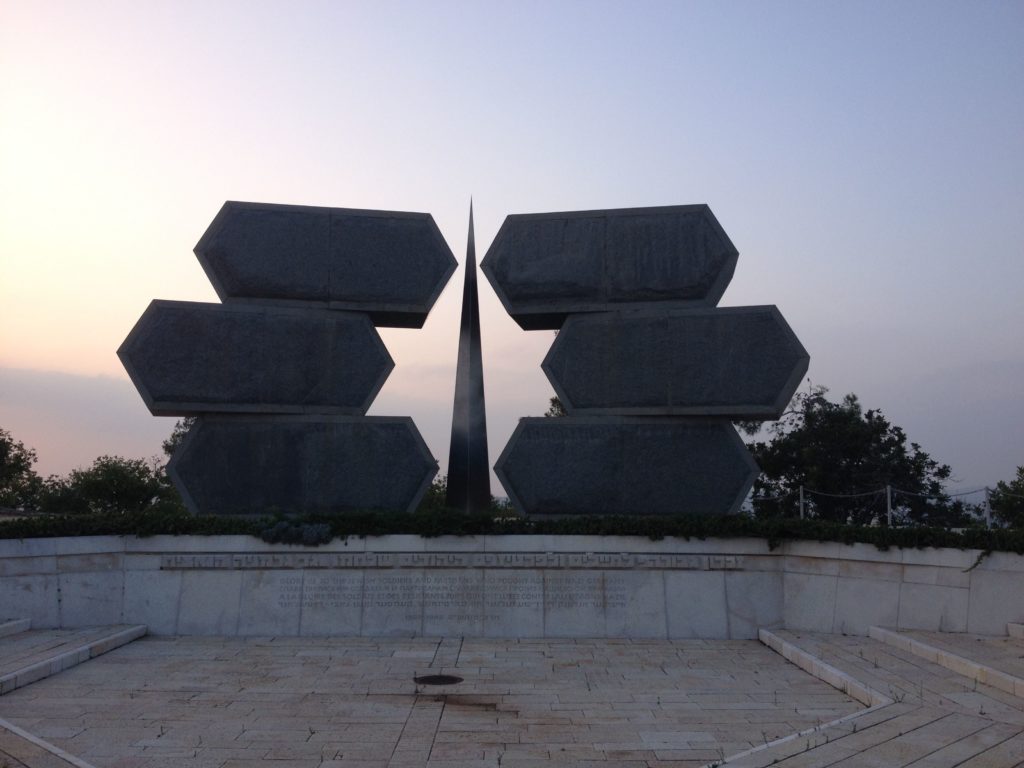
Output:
[{"xmin": 748, "ymin": 484, "xmax": 1024, "ymax": 527}]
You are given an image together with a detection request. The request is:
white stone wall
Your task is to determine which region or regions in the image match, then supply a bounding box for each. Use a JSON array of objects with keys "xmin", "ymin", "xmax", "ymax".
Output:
[
  {"xmin": 779, "ymin": 540, "xmax": 1024, "ymax": 636},
  {"xmin": 1, "ymin": 535, "xmax": 1021, "ymax": 638}
]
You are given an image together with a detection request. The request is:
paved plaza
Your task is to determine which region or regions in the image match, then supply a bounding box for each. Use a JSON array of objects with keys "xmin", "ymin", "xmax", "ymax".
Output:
[
  {"xmin": 2, "ymin": 629, "xmax": 1024, "ymax": 767},
  {"xmin": 0, "ymin": 634, "xmax": 858, "ymax": 767}
]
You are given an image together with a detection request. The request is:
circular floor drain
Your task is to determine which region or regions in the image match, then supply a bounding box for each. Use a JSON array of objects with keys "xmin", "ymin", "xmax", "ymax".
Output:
[{"xmin": 414, "ymin": 674, "xmax": 463, "ymax": 686}]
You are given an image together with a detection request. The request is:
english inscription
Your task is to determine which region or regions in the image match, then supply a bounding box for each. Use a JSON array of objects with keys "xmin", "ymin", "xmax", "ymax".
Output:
[
  {"xmin": 544, "ymin": 572, "xmax": 628, "ymax": 610},
  {"xmin": 485, "ymin": 572, "xmax": 543, "ymax": 610}
]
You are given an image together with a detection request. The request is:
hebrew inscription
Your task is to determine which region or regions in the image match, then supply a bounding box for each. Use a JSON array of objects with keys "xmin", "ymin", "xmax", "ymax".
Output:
[{"xmin": 160, "ymin": 552, "xmax": 743, "ymax": 571}]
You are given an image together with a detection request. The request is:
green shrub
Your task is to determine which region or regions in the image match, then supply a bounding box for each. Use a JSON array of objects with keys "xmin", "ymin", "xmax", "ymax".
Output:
[
  {"xmin": 3, "ymin": 507, "xmax": 1024, "ymax": 554},
  {"xmin": 37, "ymin": 456, "xmax": 182, "ymax": 516}
]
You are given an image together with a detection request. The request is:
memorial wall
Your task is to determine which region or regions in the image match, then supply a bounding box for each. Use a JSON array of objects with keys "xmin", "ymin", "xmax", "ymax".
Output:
[{"xmin": 2, "ymin": 535, "xmax": 1021, "ymax": 639}]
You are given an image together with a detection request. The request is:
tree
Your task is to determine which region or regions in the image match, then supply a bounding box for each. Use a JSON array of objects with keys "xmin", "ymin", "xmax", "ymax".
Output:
[
  {"xmin": 0, "ymin": 427, "xmax": 43, "ymax": 510},
  {"xmin": 162, "ymin": 417, "xmax": 196, "ymax": 459},
  {"xmin": 418, "ymin": 473, "xmax": 448, "ymax": 512},
  {"xmin": 38, "ymin": 455, "xmax": 180, "ymax": 515},
  {"xmin": 748, "ymin": 386, "xmax": 968, "ymax": 526},
  {"xmin": 544, "ymin": 396, "xmax": 567, "ymax": 417},
  {"xmin": 990, "ymin": 467, "xmax": 1024, "ymax": 528}
]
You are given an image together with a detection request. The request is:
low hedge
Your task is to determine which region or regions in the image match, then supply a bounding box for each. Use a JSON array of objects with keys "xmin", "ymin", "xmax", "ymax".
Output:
[{"xmin": 1, "ymin": 505, "xmax": 1023, "ymax": 554}]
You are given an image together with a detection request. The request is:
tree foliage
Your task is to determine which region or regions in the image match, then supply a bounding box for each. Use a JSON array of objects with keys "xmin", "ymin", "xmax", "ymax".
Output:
[
  {"xmin": 747, "ymin": 386, "xmax": 971, "ymax": 526},
  {"xmin": 544, "ymin": 396, "xmax": 567, "ymax": 417},
  {"xmin": 0, "ymin": 428, "xmax": 43, "ymax": 510},
  {"xmin": 1, "ymin": 420, "xmax": 195, "ymax": 516},
  {"xmin": 418, "ymin": 473, "xmax": 449, "ymax": 512},
  {"xmin": 991, "ymin": 466, "xmax": 1024, "ymax": 528},
  {"xmin": 545, "ymin": 386, "xmax": 976, "ymax": 526},
  {"xmin": 162, "ymin": 417, "xmax": 196, "ymax": 458},
  {"xmin": 37, "ymin": 455, "xmax": 182, "ymax": 515}
]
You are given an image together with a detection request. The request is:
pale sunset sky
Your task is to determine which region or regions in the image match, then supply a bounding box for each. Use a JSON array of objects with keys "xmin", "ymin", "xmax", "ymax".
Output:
[{"xmin": 1, "ymin": 1, "xmax": 1022, "ymax": 500}]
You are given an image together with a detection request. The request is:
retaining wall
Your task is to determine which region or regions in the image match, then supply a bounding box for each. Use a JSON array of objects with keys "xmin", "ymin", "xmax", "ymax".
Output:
[{"xmin": 1, "ymin": 535, "xmax": 1021, "ymax": 638}]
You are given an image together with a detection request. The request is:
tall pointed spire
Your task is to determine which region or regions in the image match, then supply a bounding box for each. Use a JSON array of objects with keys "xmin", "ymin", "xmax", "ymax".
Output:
[{"xmin": 446, "ymin": 200, "xmax": 491, "ymax": 513}]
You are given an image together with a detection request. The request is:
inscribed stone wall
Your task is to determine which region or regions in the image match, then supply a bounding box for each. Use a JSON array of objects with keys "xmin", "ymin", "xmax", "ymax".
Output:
[{"xmin": 2, "ymin": 536, "xmax": 1021, "ymax": 639}]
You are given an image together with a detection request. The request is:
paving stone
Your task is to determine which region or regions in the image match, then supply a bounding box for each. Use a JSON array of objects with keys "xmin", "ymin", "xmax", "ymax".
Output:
[
  {"xmin": 0, "ymin": 636, "xmax": 859, "ymax": 767},
  {"xmin": 0, "ymin": 718, "xmax": 94, "ymax": 768},
  {"xmin": 874, "ymin": 628, "xmax": 1024, "ymax": 697},
  {"xmin": 10, "ymin": 630, "xmax": 1024, "ymax": 767},
  {"xmin": 893, "ymin": 722, "xmax": 1022, "ymax": 766},
  {"xmin": 827, "ymin": 712, "xmax": 994, "ymax": 766},
  {"xmin": 0, "ymin": 626, "xmax": 146, "ymax": 696},
  {"xmin": 737, "ymin": 631, "xmax": 1024, "ymax": 767},
  {"xmin": 955, "ymin": 729, "xmax": 1024, "ymax": 766}
]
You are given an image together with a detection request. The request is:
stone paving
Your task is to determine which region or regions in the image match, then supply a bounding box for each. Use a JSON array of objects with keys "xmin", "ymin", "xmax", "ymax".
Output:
[
  {"xmin": 882, "ymin": 630, "xmax": 1024, "ymax": 688},
  {"xmin": 0, "ymin": 626, "xmax": 146, "ymax": 695},
  {"xmin": 0, "ymin": 718, "xmax": 87, "ymax": 768},
  {"xmin": 0, "ymin": 635, "xmax": 861, "ymax": 768},
  {"xmin": 736, "ymin": 630, "xmax": 1024, "ymax": 767},
  {"xmin": 3, "ymin": 629, "xmax": 1024, "ymax": 767}
]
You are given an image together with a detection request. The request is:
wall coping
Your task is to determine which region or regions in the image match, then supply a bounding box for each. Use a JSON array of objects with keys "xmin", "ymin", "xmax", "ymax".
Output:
[{"xmin": 0, "ymin": 533, "xmax": 1007, "ymax": 568}]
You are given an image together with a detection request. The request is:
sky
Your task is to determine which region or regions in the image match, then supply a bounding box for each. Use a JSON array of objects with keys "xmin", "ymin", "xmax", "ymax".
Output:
[{"xmin": 1, "ymin": 1, "xmax": 1022, "ymax": 502}]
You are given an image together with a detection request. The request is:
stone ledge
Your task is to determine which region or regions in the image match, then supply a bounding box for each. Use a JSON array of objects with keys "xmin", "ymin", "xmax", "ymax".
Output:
[
  {"xmin": 710, "ymin": 700, "xmax": 898, "ymax": 768},
  {"xmin": 0, "ymin": 625, "xmax": 146, "ymax": 696},
  {"xmin": 869, "ymin": 625, "xmax": 1024, "ymax": 699},
  {"xmin": 0, "ymin": 716, "xmax": 97, "ymax": 768},
  {"xmin": 758, "ymin": 628, "xmax": 892, "ymax": 707},
  {"xmin": 0, "ymin": 619, "xmax": 29, "ymax": 639}
]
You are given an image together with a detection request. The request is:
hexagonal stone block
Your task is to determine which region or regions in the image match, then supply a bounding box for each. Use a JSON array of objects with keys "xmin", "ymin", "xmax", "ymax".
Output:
[
  {"xmin": 481, "ymin": 205, "xmax": 738, "ymax": 330},
  {"xmin": 118, "ymin": 301, "xmax": 393, "ymax": 416},
  {"xmin": 543, "ymin": 306, "xmax": 809, "ymax": 418},
  {"xmin": 495, "ymin": 417, "xmax": 757, "ymax": 516},
  {"xmin": 195, "ymin": 201, "xmax": 457, "ymax": 328},
  {"xmin": 168, "ymin": 416, "xmax": 438, "ymax": 516}
]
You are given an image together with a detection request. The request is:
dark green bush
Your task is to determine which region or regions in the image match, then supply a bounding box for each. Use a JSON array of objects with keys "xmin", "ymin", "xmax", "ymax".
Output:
[
  {"xmin": 37, "ymin": 455, "xmax": 180, "ymax": 516},
  {"xmin": 3, "ymin": 506, "xmax": 1024, "ymax": 554}
]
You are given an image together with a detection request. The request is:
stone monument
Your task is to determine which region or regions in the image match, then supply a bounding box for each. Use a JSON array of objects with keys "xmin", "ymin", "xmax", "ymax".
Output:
[
  {"xmin": 119, "ymin": 202, "xmax": 456, "ymax": 515},
  {"xmin": 481, "ymin": 204, "xmax": 808, "ymax": 516},
  {"xmin": 121, "ymin": 200, "xmax": 805, "ymax": 520},
  {"xmin": 446, "ymin": 203, "xmax": 491, "ymax": 513}
]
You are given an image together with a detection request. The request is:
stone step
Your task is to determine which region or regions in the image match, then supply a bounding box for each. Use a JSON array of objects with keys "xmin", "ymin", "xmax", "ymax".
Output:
[
  {"xmin": 776, "ymin": 630, "xmax": 1024, "ymax": 723},
  {"xmin": 758, "ymin": 628, "xmax": 892, "ymax": 707},
  {"xmin": 870, "ymin": 626, "xmax": 1024, "ymax": 699},
  {"xmin": 0, "ymin": 625, "xmax": 146, "ymax": 696},
  {"xmin": 902, "ymin": 721, "xmax": 1024, "ymax": 767},
  {"xmin": 721, "ymin": 705, "xmax": 958, "ymax": 767},
  {"xmin": 0, "ymin": 619, "xmax": 30, "ymax": 639},
  {"xmin": 955, "ymin": 728, "xmax": 1024, "ymax": 767},
  {"xmin": 0, "ymin": 716, "xmax": 98, "ymax": 768},
  {"xmin": 1008, "ymin": 622, "xmax": 1024, "ymax": 640},
  {"xmin": 749, "ymin": 629, "xmax": 1024, "ymax": 767}
]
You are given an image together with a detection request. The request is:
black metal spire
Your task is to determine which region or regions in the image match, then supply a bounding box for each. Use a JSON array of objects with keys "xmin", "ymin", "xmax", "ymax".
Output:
[{"xmin": 446, "ymin": 201, "xmax": 491, "ymax": 513}]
